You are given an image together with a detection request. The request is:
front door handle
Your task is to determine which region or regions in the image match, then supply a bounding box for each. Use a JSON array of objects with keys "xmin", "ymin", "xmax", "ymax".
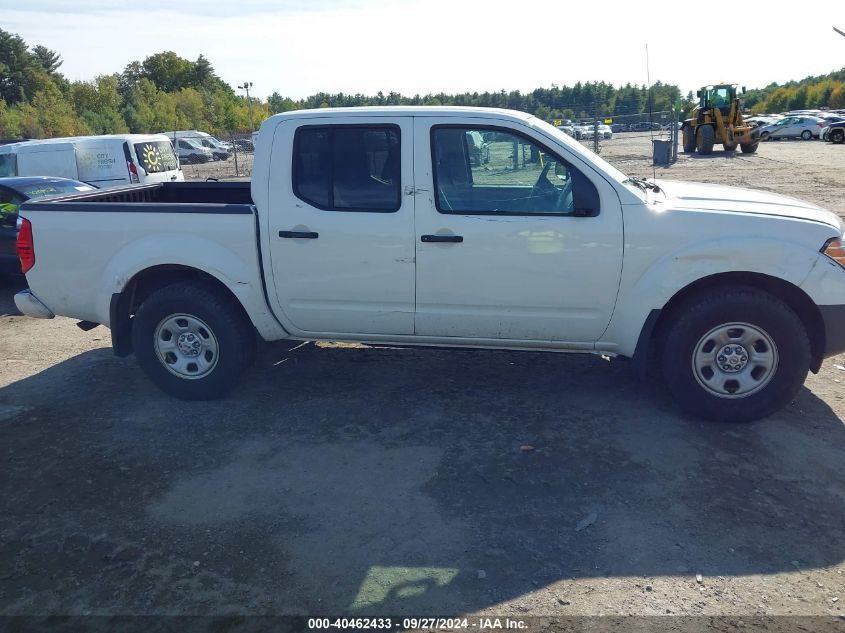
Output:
[
  {"xmin": 279, "ymin": 230, "xmax": 319, "ymax": 239},
  {"xmin": 421, "ymin": 234, "xmax": 463, "ymax": 243}
]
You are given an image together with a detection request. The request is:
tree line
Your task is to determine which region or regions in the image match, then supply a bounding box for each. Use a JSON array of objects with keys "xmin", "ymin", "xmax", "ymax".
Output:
[{"xmin": 1, "ymin": 27, "xmax": 843, "ymax": 141}]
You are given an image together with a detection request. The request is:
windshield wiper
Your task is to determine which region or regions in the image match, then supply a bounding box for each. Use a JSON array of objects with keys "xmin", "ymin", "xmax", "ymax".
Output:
[{"xmin": 624, "ymin": 177, "xmax": 662, "ymax": 193}]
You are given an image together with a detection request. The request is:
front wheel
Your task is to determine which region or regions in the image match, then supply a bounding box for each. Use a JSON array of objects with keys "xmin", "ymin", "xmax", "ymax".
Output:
[
  {"xmin": 696, "ymin": 125, "xmax": 715, "ymax": 154},
  {"xmin": 661, "ymin": 287, "xmax": 810, "ymax": 422},
  {"xmin": 682, "ymin": 126, "xmax": 696, "ymax": 153},
  {"xmin": 831, "ymin": 129, "xmax": 845, "ymax": 144},
  {"xmin": 131, "ymin": 283, "xmax": 255, "ymax": 400}
]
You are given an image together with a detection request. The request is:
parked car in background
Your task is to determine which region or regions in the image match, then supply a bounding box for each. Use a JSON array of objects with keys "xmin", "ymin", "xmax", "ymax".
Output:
[
  {"xmin": 162, "ymin": 131, "xmax": 231, "ymax": 161},
  {"xmin": 172, "ymin": 138, "xmax": 214, "ymax": 164},
  {"xmin": 610, "ymin": 123, "xmax": 628, "ymax": 133},
  {"xmin": 630, "ymin": 121, "xmax": 660, "ymax": 132},
  {"xmin": 819, "ymin": 116, "xmax": 845, "ymax": 141},
  {"xmin": 558, "ymin": 124, "xmax": 576, "ymax": 138},
  {"xmin": 824, "ymin": 120, "xmax": 845, "ymax": 144},
  {"xmin": 597, "ymin": 124, "xmax": 613, "ymax": 139},
  {"xmin": 1, "ymin": 176, "xmax": 95, "ymax": 276},
  {"xmin": 0, "ymin": 135, "xmax": 183, "ymax": 187},
  {"xmin": 757, "ymin": 116, "xmax": 825, "ymax": 140}
]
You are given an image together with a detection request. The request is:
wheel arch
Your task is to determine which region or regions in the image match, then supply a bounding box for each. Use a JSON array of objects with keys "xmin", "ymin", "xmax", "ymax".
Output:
[
  {"xmin": 633, "ymin": 271, "xmax": 826, "ymax": 376},
  {"xmin": 110, "ymin": 264, "xmax": 256, "ymax": 357}
]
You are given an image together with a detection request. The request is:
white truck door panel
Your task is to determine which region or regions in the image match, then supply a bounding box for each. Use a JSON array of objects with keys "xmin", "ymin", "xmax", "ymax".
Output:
[
  {"xmin": 412, "ymin": 117, "xmax": 624, "ymax": 342},
  {"xmin": 267, "ymin": 117, "xmax": 415, "ymax": 335}
]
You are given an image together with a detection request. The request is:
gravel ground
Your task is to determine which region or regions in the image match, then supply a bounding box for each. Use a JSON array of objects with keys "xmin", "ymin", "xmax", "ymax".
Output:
[{"xmin": 1, "ymin": 134, "xmax": 844, "ymax": 628}]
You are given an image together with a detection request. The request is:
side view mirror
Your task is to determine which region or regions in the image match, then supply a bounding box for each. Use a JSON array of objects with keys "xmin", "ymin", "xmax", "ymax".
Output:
[
  {"xmin": 696, "ymin": 90, "xmax": 702, "ymax": 98},
  {"xmin": 554, "ymin": 162, "xmax": 568, "ymax": 179}
]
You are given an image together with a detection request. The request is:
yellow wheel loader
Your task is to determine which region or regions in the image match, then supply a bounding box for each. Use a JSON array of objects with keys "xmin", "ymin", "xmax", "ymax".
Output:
[{"xmin": 681, "ymin": 84, "xmax": 760, "ymax": 155}]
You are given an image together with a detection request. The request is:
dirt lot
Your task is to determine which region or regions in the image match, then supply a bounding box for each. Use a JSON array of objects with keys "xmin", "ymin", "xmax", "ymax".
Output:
[{"xmin": 1, "ymin": 134, "xmax": 844, "ymax": 628}]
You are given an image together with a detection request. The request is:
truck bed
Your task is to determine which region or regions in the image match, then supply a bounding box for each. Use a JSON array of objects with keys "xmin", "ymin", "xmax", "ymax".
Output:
[{"xmin": 20, "ymin": 181, "xmax": 253, "ymax": 211}]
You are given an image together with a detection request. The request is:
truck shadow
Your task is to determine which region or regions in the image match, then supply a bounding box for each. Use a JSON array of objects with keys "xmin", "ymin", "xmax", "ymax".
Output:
[{"xmin": 0, "ymin": 340, "xmax": 843, "ymax": 615}]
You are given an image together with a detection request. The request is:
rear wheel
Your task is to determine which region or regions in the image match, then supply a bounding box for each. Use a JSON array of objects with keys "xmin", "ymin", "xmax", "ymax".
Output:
[
  {"xmin": 682, "ymin": 126, "xmax": 697, "ymax": 153},
  {"xmin": 661, "ymin": 286, "xmax": 810, "ymax": 422},
  {"xmin": 831, "ymin": 129, "xmax": 845, "ymax": 144},
  {"xmin": 696, "ymin": 125, "xmax": 715, "ymax": 154},
  {"xmin": 132, "ymin": 283, "xmax": 255, "ymax": 400},
  {"xmin": 800, "ymin": 130, "xmax": 813, "ymax": 140}
]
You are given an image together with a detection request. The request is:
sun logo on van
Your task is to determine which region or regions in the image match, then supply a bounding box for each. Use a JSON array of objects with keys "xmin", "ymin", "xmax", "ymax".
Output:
[{"xmin": 142, "ymin": 144, "xmax": 162, "ymax": 171}]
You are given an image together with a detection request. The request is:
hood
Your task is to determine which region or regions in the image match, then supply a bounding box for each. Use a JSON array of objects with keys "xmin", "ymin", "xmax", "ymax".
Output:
[{"xmin": 652, "ymin": 179, "xmax": 843, "ymax": 232}]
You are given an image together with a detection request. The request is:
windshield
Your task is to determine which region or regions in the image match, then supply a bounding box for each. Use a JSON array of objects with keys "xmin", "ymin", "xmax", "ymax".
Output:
[
  {"xmin": 0, "ymin": 153, "xmax": 17, "ymax": 177},
  {"xmin": 134, "ymin": 141, "xmax": 179, "ymax": 173},
  {"xmin": 18, "ymin": 181, "xmax": 95, "ymax": 199}
]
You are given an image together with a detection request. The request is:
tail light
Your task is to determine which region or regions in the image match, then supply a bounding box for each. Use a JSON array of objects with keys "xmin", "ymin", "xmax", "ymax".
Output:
[
  {"xmin": 16, "ymin": 217, "xmax": 34, "ymax": 273},
  {"xmin": 127, "ymin": 161, "xmax": 140, "ymax": 183},
  {"xmin": 817, "ymin": 122, "xmax": 824, "ymax": 127}
]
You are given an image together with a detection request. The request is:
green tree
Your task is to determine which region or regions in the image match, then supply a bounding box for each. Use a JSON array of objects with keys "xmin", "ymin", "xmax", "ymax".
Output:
[
  {"xmin": 0, "ymin": 28, "xmax": 39, "ymax": 104},
  {"xmin": 31, "ymin": 44, "xmax": 62, "ymax": 74}
]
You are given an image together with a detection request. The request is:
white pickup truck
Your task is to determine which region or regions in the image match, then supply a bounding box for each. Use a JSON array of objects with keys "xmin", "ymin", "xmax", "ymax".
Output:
[{"xmin": 13, "ymin": 107, "xmax": 845, "ymax": 422}]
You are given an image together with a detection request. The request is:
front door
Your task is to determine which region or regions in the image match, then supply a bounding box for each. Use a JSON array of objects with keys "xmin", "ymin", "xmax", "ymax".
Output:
[
  {"xmin": 267, "ymin": 117, "xmax": 415, "ymax": 335},
  {"xmin": 412, "ymin": 117, "xmax": 624, "ymax": 343}
]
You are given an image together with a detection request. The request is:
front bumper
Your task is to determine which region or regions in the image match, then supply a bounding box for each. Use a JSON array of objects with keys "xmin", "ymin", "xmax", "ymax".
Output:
[
  {"xmin": 820, "ymin": 304, "xmax": 845, "ymax": 359},
  {"xmin": 14, "ymin": 289, "xmax": 55, "ymax": 319}
]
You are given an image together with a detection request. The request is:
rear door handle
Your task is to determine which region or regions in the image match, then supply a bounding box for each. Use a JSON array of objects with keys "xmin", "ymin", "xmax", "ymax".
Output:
[
  {"xmin": 421, "ymin": 234, "xmax": 463, "ymax": 243},
  {"xmin": 279, "ymin": 230, "xmax": 319, "ymax": 239}
]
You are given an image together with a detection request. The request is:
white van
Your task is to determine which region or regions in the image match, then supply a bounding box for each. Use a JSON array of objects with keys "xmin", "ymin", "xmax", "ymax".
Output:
[
  {"xmin": 0, "ymin": 134, "xmax": 183, "ymax": 187},
  {"xmin": 162, "ymin": 131, "xmax": 231, "ymax": 160}
]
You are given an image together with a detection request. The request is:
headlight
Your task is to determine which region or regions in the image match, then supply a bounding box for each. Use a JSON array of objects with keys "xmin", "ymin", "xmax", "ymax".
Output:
[{"xmin": 822, "ymin": 237, "xmax": 845, "ymax": 268}]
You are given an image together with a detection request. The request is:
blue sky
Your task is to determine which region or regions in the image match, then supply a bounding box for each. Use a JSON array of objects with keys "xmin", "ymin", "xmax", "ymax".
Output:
[{"xmin": 4, "ymin": 0, "xmax": 845, "ymax": 100}]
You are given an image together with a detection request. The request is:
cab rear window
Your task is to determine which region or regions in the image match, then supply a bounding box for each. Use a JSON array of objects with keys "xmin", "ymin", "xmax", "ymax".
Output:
[{"xmin": 134, "ymin": 141, "xmax": 179, "ymax": 173}]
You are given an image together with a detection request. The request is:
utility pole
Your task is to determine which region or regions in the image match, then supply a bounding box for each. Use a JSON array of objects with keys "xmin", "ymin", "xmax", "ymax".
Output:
[{"xmin": 238, "ymin": 81, "xmax": 255, "ymax": 131}]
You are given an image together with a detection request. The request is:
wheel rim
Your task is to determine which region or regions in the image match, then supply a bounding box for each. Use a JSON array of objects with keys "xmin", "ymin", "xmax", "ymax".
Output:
[
  {"xmin": 154, "ymin": 313, "xmax": 220, "ymax": 380},
  {"xmin": 691, "ymin": 322, "xmax": 778, "ymax": 399},
  {"xmin": 802, "ymin": 131, "xmax": 811, "ymax": 140}
]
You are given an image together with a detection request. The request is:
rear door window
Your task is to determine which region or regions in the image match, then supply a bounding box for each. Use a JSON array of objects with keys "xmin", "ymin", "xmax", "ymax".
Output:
[
  {"xmin": 134, "ymin": 141, "xmax": 179, "ymax": 173},
  {"xmin": 292, "ymin": 125, "xmax": 401, "ymax": 212}
]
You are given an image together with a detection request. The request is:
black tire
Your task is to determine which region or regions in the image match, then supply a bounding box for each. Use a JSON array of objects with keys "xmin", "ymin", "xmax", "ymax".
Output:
[
  {"xmin": 760, "ymin": 131, "xmax": 771, "ymax": 141},
  {"xmin": 831, "ymin": 129, "xmax": 845, "ymax": 144},
  {"xmin": 723, "ymin": 141, "xmax": 737, "ymax": 152},
  {"xmin": 696, "ymin": 125, "xmax": 715, "ymax": 154},
  {"xmin": 661, "ymin": 286, "xmax": 810, "ymax": 422},
  {"xmin": 800, "ymin": 130, "xmax": 813, "ymax": 140},
  {"xmin": 682, "ymin": 126, "xmax": 696, "ymax": 153},
  {"xmin": 131, "ymin": 283, "xmax": 255, "ymax": 400},
  {"xmin": 740, "ymin": 140, "xmax": 759, "ymax": 154}
]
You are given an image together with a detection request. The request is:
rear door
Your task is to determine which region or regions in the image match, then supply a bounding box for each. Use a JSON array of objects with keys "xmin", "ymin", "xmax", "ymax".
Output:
[
  {"xmin": 267, "ymin": 116, "xmax": 415, "ymax": 336},
  {"xmin": 412, "ymin": 116, "xmax": 624, "ymax": 342}
]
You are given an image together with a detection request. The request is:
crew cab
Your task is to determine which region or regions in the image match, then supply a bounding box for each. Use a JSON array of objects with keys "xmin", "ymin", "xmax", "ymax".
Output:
[{"xmin": 13, "ymin": 107, "xmax": 845, "ymax": 422}]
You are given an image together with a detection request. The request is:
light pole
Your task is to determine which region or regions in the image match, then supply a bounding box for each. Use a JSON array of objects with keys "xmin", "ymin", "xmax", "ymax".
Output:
[{"xmin": 238, "ymin": 81, "xmax": 254, "ymax": 131}]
